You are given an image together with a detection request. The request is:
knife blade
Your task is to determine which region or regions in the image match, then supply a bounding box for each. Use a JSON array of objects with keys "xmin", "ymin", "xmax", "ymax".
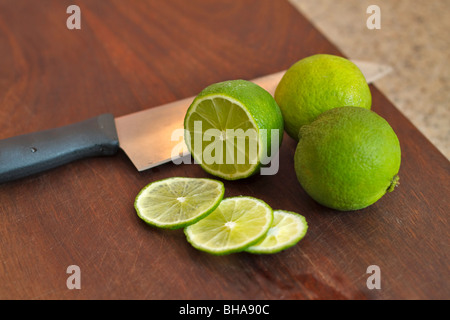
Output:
[{"xmin": 0, "ymin": 60, "xmax": 390, "ymax": 183}]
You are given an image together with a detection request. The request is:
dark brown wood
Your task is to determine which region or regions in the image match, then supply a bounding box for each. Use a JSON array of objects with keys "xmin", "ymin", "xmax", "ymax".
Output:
[{"xmin": 0, "ymin": 0, "xmax": 448, "ymax": 300}]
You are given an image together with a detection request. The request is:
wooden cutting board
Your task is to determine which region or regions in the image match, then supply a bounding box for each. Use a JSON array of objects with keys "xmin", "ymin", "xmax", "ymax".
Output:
[{"xmin": 0, "ymin": 0, "xmax": 448, "ymax": 300}]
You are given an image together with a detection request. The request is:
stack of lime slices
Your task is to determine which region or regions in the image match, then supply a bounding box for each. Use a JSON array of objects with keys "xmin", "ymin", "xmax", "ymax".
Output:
[{"xmin": 135, "ymin": 177, "xmax": 308, "ymax": 255}]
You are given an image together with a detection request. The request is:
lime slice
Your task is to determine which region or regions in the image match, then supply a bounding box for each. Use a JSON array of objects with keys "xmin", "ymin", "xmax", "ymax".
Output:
[
  {"xmin": 184, "ymin": 197, "xmax": 273, "ymax": 255},
  {"xmin": 134, "ymin": 177, "xmax": 224, "ymax": 229},
  {"xmin": 184, "ymin": 80, "xmax": 284, "ymax": 180},
  {"xmin": 245, "ymin": 210, "xmax": 308, "ymax": 254}
]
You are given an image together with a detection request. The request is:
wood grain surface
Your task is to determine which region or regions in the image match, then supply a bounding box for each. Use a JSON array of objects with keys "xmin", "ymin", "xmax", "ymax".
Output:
[{"xmin": 0, "ymin": 0, "xmax": 448, "ymax": 300}]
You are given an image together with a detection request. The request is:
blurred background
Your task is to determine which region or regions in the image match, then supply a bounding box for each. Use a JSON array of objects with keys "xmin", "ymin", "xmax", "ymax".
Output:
[{"xmin": 290, "ymin": 0, "xmax": 449, "ymax": 159}]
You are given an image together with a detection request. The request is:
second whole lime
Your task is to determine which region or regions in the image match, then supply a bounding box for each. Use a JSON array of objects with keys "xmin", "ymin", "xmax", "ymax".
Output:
[{"xmin": 275, "ymin": 54, "xmax": 372, "ymax": 140}]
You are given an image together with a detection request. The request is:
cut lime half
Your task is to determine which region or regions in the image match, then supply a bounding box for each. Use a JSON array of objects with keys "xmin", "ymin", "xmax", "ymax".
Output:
[
  {"xmin": 246, "ymin": 210, "xmax": 308, "ymax": 254},
  {"xmin": 134, "ymin": 177, "xmax": 224, "ymax": 229},
  {"xmin": 184, "ymin": 196, "xmax": 273, "ymax": 255},
  {"xmin": 184, "ymin": 80, "xmax": 284, "ymax": 180},
  {"xmin": 185, "ymin": 95, "xmax": 260, "ymax": 179}
]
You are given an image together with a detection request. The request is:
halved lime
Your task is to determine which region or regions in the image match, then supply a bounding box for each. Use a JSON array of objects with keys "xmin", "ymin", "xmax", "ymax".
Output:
[
  {"xmin": 245, "ymin": 210, "xmax": 308, "ymax": 254},
  {"xmin": 134, "ymin": 177, "xmax": 224, "ymax": 229},
  {"xmin": 184, "ymin": 80, "xmax": 284, "ymax": 180},
  {"xmin": 184, "ymin": 196, "xmax": 273, "ymax": 255}
]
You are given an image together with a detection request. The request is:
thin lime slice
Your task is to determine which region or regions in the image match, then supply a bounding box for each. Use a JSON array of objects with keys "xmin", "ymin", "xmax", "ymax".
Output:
[
  {"xmin": 184, "ymin": 196, "xmax": 273, "ymax": 255},
  {"xmin": 184, "ymin": 80, "xmax": 284, "ymax": 180},
  {"xmin": 246, "ymin": 210, "xmax": 308, "ymax": 254},
  {"xmin": 134, "ymin": 177, "xmax": 224, "ymax": 229}
]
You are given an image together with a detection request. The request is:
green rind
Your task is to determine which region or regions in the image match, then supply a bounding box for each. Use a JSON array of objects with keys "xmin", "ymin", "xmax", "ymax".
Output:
[
  {"xmin": 134, "ymin": 177, "xmax": 225, "ymax": 229},
  {"xmin": 245, "ymin": 210, "xmax": 308, "ymax": 254},
  {"xmin": 184, "ymin": 196, "xmax": 274, "ymax": 255}
]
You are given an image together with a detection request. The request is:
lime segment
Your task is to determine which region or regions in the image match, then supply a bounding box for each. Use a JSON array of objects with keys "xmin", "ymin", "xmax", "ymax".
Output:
[
  {"xmin": 134, "ymin": 177, "xmax": 224, "ymax": 229},
  {"xmin": 246, "ymin": 210, "xmax": 308, "ymax": 254},
  {"xmin": 184, "ymin": 197, "xmax": 273, "ymax": 255}
]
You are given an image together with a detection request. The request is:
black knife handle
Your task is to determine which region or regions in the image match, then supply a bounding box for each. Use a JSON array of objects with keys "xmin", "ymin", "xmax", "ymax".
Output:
[{"xmin": 0, "ymin": 114, "xmax": 119, "ymax": 184}]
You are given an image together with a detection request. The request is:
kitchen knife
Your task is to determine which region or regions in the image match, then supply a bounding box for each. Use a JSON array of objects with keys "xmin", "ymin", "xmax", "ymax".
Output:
[{"xmin": 0, "ymin": 60, "xmax": 391, "ymax": 183}]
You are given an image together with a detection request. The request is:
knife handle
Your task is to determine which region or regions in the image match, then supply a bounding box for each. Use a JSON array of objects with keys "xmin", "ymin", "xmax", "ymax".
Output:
[{"xmin": 0, "ymin": 114, "xmax": 119, "ymax": 184}]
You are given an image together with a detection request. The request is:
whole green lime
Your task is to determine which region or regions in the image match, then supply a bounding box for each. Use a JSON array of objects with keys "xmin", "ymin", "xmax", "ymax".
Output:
[
  {"xmin": 275, "ymin": 54, "xmax": 372, "ymax": 140},
  {"xmin": 294, "ymin": 107, "xmax": 401, "ymax": 211}
]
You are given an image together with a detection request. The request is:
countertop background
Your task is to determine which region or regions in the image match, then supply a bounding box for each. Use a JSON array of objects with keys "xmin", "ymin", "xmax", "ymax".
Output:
[{"xmin": 290, "ymin": 0, "xmax": 449, "ymax": 159}]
